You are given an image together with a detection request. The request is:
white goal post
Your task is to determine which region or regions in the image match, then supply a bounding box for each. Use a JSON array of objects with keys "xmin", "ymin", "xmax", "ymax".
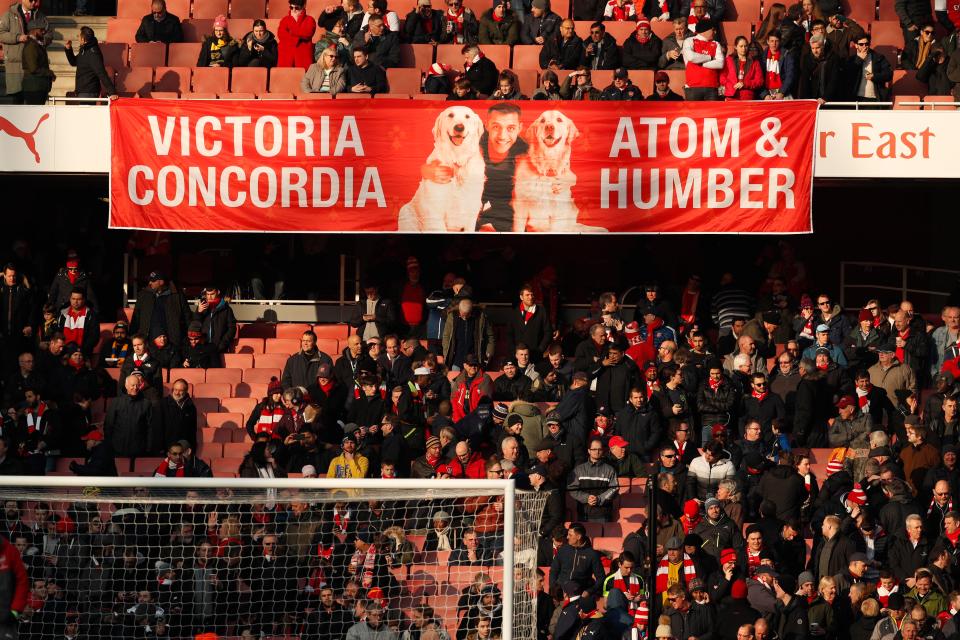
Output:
[{"xmin": 0, "ymin": 476, "xmax": 549, "ymax": 640}]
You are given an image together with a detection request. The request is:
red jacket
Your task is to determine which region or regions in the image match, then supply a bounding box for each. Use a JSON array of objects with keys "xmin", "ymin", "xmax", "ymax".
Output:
[
  {"xmin": 452, "ymin": 371, "xmax": 493, "ymax": 422},
  {"xmin": 949, "ymin": 0, "xmax": 960, "ymax": 29},
  {"xmin": 720, "ymin": 55, "xmax": 764, "ymax": 100},
  {"xmin": 277, "ymin": 13, "xmax": 318, "ymax": 69},
  {"xmin": 0, "ymin": 536, "xmax": 28, "ymax": 618},
  {"xmin": 447, "ymin": 452, "xmax": 487, "ymax": 479}
]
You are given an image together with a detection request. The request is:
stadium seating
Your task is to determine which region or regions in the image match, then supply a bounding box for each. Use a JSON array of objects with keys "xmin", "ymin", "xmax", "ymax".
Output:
[
  {"xmin": 386, "ymin": 68, "xmax": 422, "ymax": 95},
  {"xmin": 192, "ymin": 66, "xmax": 230, "ymax": 93},
  {"xmin": 115, "ymin": 67, "xmax": 154, "ymax": 96},
  {"xmin": 231, "ymin": 66, "xmax": 269, "ymax": 93},
  {"xmin": 107, "ymin": 17, "xmax": 141, "ymax": 43},
  {"xmin": 924, "ymin": 96, "xmax": 959, "ymax": 109},
  {"xmin": 153, "ymin": 66, "xmax": 192, "ymax": 92},
  {"xmin": 182, "ymin": 19, "xmax": 215, "ymax": 41},
  {"xmin": 193, "ymin": 0, "xmax": 229, "ymax": 18},
  {"xmin": 727, "ymin": 0, "xmax": 762, "ymax": 21},
  {"xmin": 167, "ymin": 42, "xmax": 202, "ymax": 66},
  {"xmin": 268, "ymin": 66, "xmax": 305, "ymax": 93},
  {"xmin": 870, "ymin": 20, "xmax": 903, "ymax": 69},
  {"xmin": 129, "ymin": 41, "xmax": 167, "ymax": 66}
]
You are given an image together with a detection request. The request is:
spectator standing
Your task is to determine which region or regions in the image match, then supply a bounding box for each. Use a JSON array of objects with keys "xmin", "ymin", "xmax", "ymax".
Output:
[
  {"xmin": 20, "ymin": 26, "xmax": 54, "ymax": 105},
  {"xmin": 105, "ymin": 375, "xmax": 156, "ymax": 458},
  {"xmin": 549, "ymin": 523, "xmax": 605, "ymax": 595},
  {"xmin": 569, "ymin": 438, "xmax": 619, "ymax": 522},
  {"xmin": 623, "ymin": 19, "xmax": 662, "ymax": 69},
  {"xmin": 278, "ymin": 0, "xmax": 317, "ymax": 68},
  {"xmin": 354, "ymin": 14, "xmax": 400, "ymax": 67},
  {"xmin": 604, "ymin": 0, "xmax": 638, "ymax": 19},
  {"xmin": 0, "ymin": 265, "xmax": 34, "ymax": 368},
  {"xmin": 57, "ymin": 288, "xmax": 99, "ymax": 359},
  {"xmin": 235, "ymin": 20, "xmax": 278, "ymax": 67},
  {"xmin": 398, "ymin": 257, "xmax": 427, "ymax": 338},
  {"xmin": 282, "ymin": 331, "xmax": 334, "ymax": 389},
  {"xmin": 64, "ymin": 27, "xmax": 117, "ymax": 98},
  {"xmin": 194, "ymin": 287, "xmax": 236, "ymax": 362},
  {"xmin": 361, "ymin": 0, "xmax": 401, "ymax": 31},
  {"xmin": 720, "ymin": 36, "xmax": 763, "ymax": 99},
  {"xmin": 896, "ymin": 0, "xmax": 934, "ymax": 43},
  {"xmin": 159, "ymin": 379, "xmax": 197, "ymax": 450},
  {"xmin": 658, "ymin": 18, "xmax": 687, "ymax": 68},
  {"xmin": 47, "ymin": 253, "xmax": 97, "ymax": 312},
  {"xmin": 196, "ymin": 15, "xmax": 237, "ymax": 67},
  {"xmin": 443, "ymin": 293, "xmax": 495, "ymax": 370},
  {"xmin": 682, "ymin": 21, "xmax": 723, "ymax": 97},
  {"xmin": 135, "ymin": 0, "xmax": 183, "ymax": 43},
  {"xmin": 479, "ymin": 0, "xmax": 520, "ymax": 45},
  {"xmin": 509, "ymin": 285, "xmax": 552, "ymax": 361},
  {"xmin": 848, "ymin": 34, "xmax": 893, "ymax": 101},
  {"xmin": 540, "ymin": 19, "xmax": 584, "ymax": 69},
  {"xmin": 0, "ymin": 531, "xmax": 28, "ymax": 636},
  {"xmin": 350, "ymin": 284, "xmax": 395, "ymax": 342},
  {"xmin": 0, "ymin": 0, "xmax": 50, "ymax": 104},
  {"xmin": 404, "ymin": 0, "xmax": 443, "ymax": 43},
  {"xmin": 130, "ymin": 271, "xmax": 192, "ymax": 351}
]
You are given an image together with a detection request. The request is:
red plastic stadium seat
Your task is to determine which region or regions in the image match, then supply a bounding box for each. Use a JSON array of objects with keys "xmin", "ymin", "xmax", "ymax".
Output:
[
  {"xmin": 398, "ymin": 43, "xmax": 434, "ymax": 69},
  {"xmin": 276, "ymin": 323, "xmax": 313, "ymax": 339},
  {"xmin": 223, "ymin": 442, "xmax": 251, "ymax": 458},
  {"xmin": 153, "ymin": 66, "xmax": 191, "ymax": 92},
  {"xmin": 663, "ymin": 68, "xmax": 686, "ymax": 94},
  {"xmin": 316, "ymin": 338, "xmax": 339, "ymax": 356},
  {"xmin": 312, "ymin": 324, "xmax": 349, "ymax": 339},
  {"xmin": 870, "ymin": 20, "xmax": 903, "ymax": 68},
  {"xmin": 335, "ymin": 93, "xmax": 372, "ymax": 98},
  {"xmin": 374, "ymin": 93, "xmax": 411, "ymax": 98},
  {"xmin": 877, "ymin": 0, "xmax": 896, "ymax": 20},
  {"xmin": 266, "ymin": 0, "xmax": 291, "ymax": 16},
  {"xmin": 206, "ymin": 412, "xmax": 244, "ymax": 430},
  {"xmin": 269, "ymin": 66, "xmax": 304, "ymax": 93},
  {"xmin": 167, "ymin": 42, "xmax": 202, "ymax": 66},
  {"xmin": 165, "ymin": 0, "xmax": 192, "ymax": 18},
  {"xmin": 512, "ymin": 69, "xmax": 537, "ymax": 95},
  {"xmin": 891, "ymin": 69, "xmax": 926, "ymax": 96},
  {"xmin": 212, "ymin": 457, "xmax": 243, "ymax": 476},
  {"xmin": 150, "ymin": 91, "xmax": 181, "ymax": 98},
  {"xmin": 606, "ymin": 21, "xmax": 639, "ymax": 43},
  {"xmin": 572, "ymin": 21, "xmax": 592, "ymax": 39},
  {"xmin": 220, "ymin": 92, "xmax": 257, "ymax": 98},
  {"xmin": 117, "ymin": 0, "xmax": 152, "ymax": 17},
  {"xmin": 106, "ymin": 18, "xmax": 140, "ymax": 44},
  {"xmin": 260, "ymin": 91, "xmax": 295, "ymax": 98},
  {"xmin": 550, "ymin": 0, "xmax": 569, "ymax": 17},
  {"xmin": 254, "ymin": 353, "xmax": 288, "ymax": 369},
  {"xmin": 843, "ymin": 0, "xmax": 876, "ymax": 21},
  {"xmin": 893, "ymin": 94, "xmax": 921, "ymax": 109},
  {"xmin": 265, "ymin": 338, "xmax": 299, "ymax": 354},
  {"xmin": 206, "ymin": 368, "xmax": 243, "ymax": 385},
  {"xmin": 196, "ymin": 441, "xmax": 222, "ymax": 458},
  {"xmin": 194, "ymin": 398, "xmax": 221, "ymax": 415},
  {"xmin": 238, "ymin": 323, "xmax": 276, "ymax": 338},
  {"xmin": 129, "ymin": 42, "xmax": 167, "ymax": 66},
  {"xmin": 448, "ymin": 565, "xmax": 503, "ymax": 591},
  {"xmin": 182, "ymin": 19, "xmax": 215, "ymax": 41},
  {"xmin": 221, "ymin": 397, "xmax": 258, "ymax": 420},
  {"xmin": 651, "ymin": 20, "xmax": 674, "ymax": 39},
  {"xmin": 100, "ymin": 43, "xmax": 129, "ymax": 69},
  {"xmin": 235, "ymin": 382, "xmax": 269, "ymax": 398},
  {"xmin": 169, "ymin": 368, "xmax": 206, "ymax": 385},
  {"xmin": 234, "ymin": 337, "xmax": 265, "ymax": 354},
  {"xmin": 512, "ymin": 45, "xmax": 542, "ymax": 71},
  {"xmin": 195, "ymin": 382, "xmax": 233, "ymax": 398},
  {"xmin": 924, "ymin": 95, "xmax": 959, "ymax": 109},
  {"xmin": 193, "ymin": 0, "xmax": 228, "ymax": 18},
  {"xmin": 299, "ymin": 92, "xmax": 334, "ymax": 99},
  {"xmin": 386, "ymin": 68, "xmax": 422, "ymax": 95},
  {"xmin": 462, "ymin": 0, "xmax": 489, "ymax": 19},
  {"xmin": 720, "ymin": 21, "xmax": 753, "ymax": 45},
  {"xmin": 727, "ymin": 0, "xmax": 761, "ymax": 20},
  {"xmin": 243, "ymin": 367, "xmax": 282, "ymax": 383},
  {"xmin": 224, "ymin": 353, "xmax": 254, "ymax": 368},
  {"xmin": 193, "ymin": 66, "xmax": 230, "ymax": 93},
  {"xmin": 632, "ymin": 69, "xmax": 654, "ymax": 94},
  {"xmin": 115, "ymin": 67, "xmax": 154, "ymax": 96},
  {"xmin": 230, "ymin": 0, "xmax": 267, "ymax": 17},
  {"xmin": 231, "ymin": 66, "xmax": 268, "ymax": 92},
  {"xmin": 134, "ymin": 457, "xmax": 164, "ymax": 473}
]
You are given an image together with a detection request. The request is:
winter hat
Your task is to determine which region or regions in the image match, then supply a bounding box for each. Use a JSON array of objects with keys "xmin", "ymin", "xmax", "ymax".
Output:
[
  {"xmin": 695, "ymin": 19, "xmax": 715, "ymax": 33},
  {"xmin": 506, "ymin": 414, "xmax": 524, "ymax": 427},
  {"xmin": 656, "ymin": 625, "xmax": 674, "ymax": 638},
  {"xmin": 267, "ymin": 376, "xmax": 283, "ymax": 395},
  {"xmin": 636, "ymin": 17, "xmax": 650, "ymax": 29},
  {"xmin": 847, "ymin": 483, "xmax": 867, "ymax": 506},
  {"xmin": 213, "ymin": 14, "xmax": 227, "ymax": 28},
  {"xmin": 688, "ymin": 578, "xmax": 705, "ymax": 592},
  {"xmin": 317, "ymin": 362, "xmax": 332, "ymax": 379},
  {"xmin": 815, "ymin": 323, "xmax": 830, "ymax": 333},
  {"xmin": 720, "ymin": 548, "xmax": 737, "ymax": 565},
  {"xmin": 776, "ymin": 573, "xmax": 797, "ymax": 594},
  {"xmin": 187, "ymin": 321, "xmax": 203, "ymax": 337},
  {"xmin": 859, "ymin": 309, "xmax": 873, "ymax": 322},
  {"xmin": 825, "ymin": 459, "xmax": 844, "ymax": 476},
  {"xmin": 55, "ymin": 516, "xmax": 77, "ymax": 534},
  {"xmin": 683, "ymin": 533, "xmax": 702, "ymax": 548},
  {"xmin": 800, "ymin": 294, "xmax": 813, "ymax": 309},
  {"xmin": 624, "ymin": 321, "xmax": 641, "ymax": 345},
  {"xmin": 730, "ymin": 579, "xmax": 748, "ymax": 599},
  {"xmin": 704, "ymin": 497, "xmax": 721, "ymax": 511},
  {"xmin": 531, "ymin": 0, "xmax": 547, "ymax": 9},
  {"xmin": 683, "ymin": 500, "xmax": 700, "ymax": 518},
  {"xmin": 798, "ymin": 571, "xmax": 815, "ymax": 587},
  {"xmin": 425, "ymin": 436, "xmax": 441, "ymax": 450},
  {"xmin": 493, "ymin": 402, "xmax": 509, "ymax": 420},
  {"xmin": 665, "ymin": 537, "xmax": 682, "ymax": 550},
  {"xmin": 836, "ymin": 395, "xmax": 857, "ymax": 410},
  {"xmin": 545, "ymin": 411, "xmax": 561, "ymax": 425},
  {"xmin": 887, "ymin": 592, "xmax": 906, "ymax": 610}
]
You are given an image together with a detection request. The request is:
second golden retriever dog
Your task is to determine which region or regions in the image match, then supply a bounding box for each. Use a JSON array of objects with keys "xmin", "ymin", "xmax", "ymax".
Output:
[
  {"xmin": 513, "ymin": 110, "xmax": 607, "ymax": 233},
  {"xmin": 397, "ymin": 106, "xmax": 486, "ymax": 232}
]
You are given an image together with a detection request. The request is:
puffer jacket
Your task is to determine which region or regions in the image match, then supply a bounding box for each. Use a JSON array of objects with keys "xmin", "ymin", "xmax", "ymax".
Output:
[
  {"xmin": 827, "ymin": 412, "xmax": 873, "ymax": 448},
  {"xmin": 195, "ymin": 298, "xmax": 237, "ymax": 354},
  {"xmin": 694, "ymin": 512, "xmax": 743, "ymax": 561},
  {"xmin": 47, "ymin": 267, "xmax": 98, "ymax": 312},
  {"xmin": 696, "ymin": 378, "xmax": 737, "ymax": 430},
  {"xmin": 478, "ymin": 8, "xmax": 519, "ymax": 45},
  {"xmin": 687, "ymin": 454, "xmax": 737, "ymax": 501}
]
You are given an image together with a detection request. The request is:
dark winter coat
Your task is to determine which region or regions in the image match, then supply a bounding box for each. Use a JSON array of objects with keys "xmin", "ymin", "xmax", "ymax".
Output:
[
  {"xmin": 403, "ymin": 8, "xmax": 443, "ymax": 43},
  {"xmin": 888, "ymin": 533, "xmax": 933, "ymax": 582},
  {"xmin": 539, "ymin": 32, "xmax": 584, "ymax": 69},
  {"xmin": 520, "ymin": 9, "xmax": 561, "ymax": 45},
  {"xmin": 614, "ymin": 402, "xmax": 662, "ymax": 459},
  {"xmin": 594, "ymin": 357, "xmax": 640, "ymax": 413},
  {"xmin": 130, "ymin": 283, "xmax": 192, "ymax": 348},
  {"xmin": 195, "ymin": 299, "xmax": 237, "ymax": 354},
  {"xmin": 622, "ymin": 33, "xmax": 662, "ymax": 69},
  {"xmin": 582, "ymin": 32, "xmax": 622, "ymax": 69},
  {"xmin": 282, "ymin": 349, "xmax": 334, "ymax": 390},
  {"xmin": 478, "ymin": 8, "xmax": 520, "ymax": 45},
  {"xmin": 47, "ymin": 268, "xmax": 98, "ymax": 312},
  {"xmin": 508, "ymin": 305, "xmax": 552, "ymax": 359},
  {"xmin": 758, "ymin": 463, "xmax": 808, "ymax": 521},
  {"xmin": 159, "ymin": 395, "xmax": 198, "ymax": 450},
  {"xmin": 105, "ymin": 393, "xmax": 156, "ymax": 457},
  {"xmin": 135, "ymin": 11, "xmax": 184, "ymax": 43},
  {"xmin": 464, "ymin": 54, "xmax": 499, "ymax": 95}
]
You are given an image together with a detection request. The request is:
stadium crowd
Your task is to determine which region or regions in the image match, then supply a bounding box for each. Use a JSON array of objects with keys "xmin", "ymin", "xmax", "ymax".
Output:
[
  {"xmin": 4, "ymin": 0, "xmax": 960, "ymax": 103},
  {"xmin": 2, "ymin": 245, "xmax": 960, "ymax": 640}
]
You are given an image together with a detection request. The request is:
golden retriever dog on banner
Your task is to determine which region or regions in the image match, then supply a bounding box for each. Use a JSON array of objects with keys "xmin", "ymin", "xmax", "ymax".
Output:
[
  {"xmin": 513, "ymin": 110, "xmax": 607, "ymax": 233},
  {"xmin": 397, "ymin": 106, "xmax": 486, "ymax": 232}
]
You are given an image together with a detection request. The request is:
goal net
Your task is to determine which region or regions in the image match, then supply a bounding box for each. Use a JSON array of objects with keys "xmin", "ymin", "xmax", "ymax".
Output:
[{"xmin": 0, "ymin": 477, "xmax": 548, "ymax": 640}]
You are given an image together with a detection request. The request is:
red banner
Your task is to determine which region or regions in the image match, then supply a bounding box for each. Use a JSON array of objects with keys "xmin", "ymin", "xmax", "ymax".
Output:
[{"xmin": 109, "ymin": 99, "xmax": 817, "ymax": 234}]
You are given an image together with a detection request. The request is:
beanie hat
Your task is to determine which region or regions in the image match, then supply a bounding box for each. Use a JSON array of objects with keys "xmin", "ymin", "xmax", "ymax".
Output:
[
  {"xmin": 187, "ymin": 321, "xmax": 203, "ymax": 337},
  {"xmin": 720, "ymin": 548, "xmax": 737, "ymax": 566},
  {"xmin": 213, "ymin": 14, "xmax": 227, "ymax": 28},
  {"xmin": 800, "ymin": 294, "xmax": 813, "ymax": 309},
  {"xmin": 859, "ymin": 308, "xmax": 873, "ymax": 322},
  {"xmin": 825, "ymin": 459, "xmax": 844, "ymax": 476},
  {"xmin": 847, "ymin": 483, "xmax": 867, "ymax": 506},
  {"xmin": 267, "ymin": 376, "xmax": 283, "ymax": 395},
  {"xmin": 493, "ymin": 402, "xmax": 509, "ymax": 420},
  {"xmin": 425, "ymin": 436, "xmax": 441, "ymax": 450},
  {"xmin": 683, "ymin": 500, "xmax": 700, "ymax": 518},
  {"xmin": 730, "ymin": 579, "xmax": 748, "ymax": 599}
]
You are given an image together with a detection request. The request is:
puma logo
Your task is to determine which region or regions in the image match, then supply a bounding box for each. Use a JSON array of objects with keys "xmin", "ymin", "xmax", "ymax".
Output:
[{"xmin": 0, "ymin": 112, "xmax": 50, "ymax": 163}]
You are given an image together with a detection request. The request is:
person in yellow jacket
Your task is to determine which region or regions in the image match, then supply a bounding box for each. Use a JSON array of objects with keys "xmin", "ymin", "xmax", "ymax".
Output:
[{"xmin": 327, "ymin": 434, "xmax": 370, "ymax": 478}]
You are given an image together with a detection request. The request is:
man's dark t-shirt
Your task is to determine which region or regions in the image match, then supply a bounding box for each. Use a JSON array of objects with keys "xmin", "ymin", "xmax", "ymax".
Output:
[{"xmin": 476, "ymin": 133, "xmax": 529, "ymax": 232}]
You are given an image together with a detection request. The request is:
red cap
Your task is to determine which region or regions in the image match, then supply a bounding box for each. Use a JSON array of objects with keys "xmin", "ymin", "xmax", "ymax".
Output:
[
  {"xmin": 81, "ymin": 429, "xmax": 104, "ymax": 441},
  {"xmin": 836, "ymin": 395, "xmax": 857, "ymax": 410},
  {"xmin": 609, "ymin": 435, "xmax": 630, "ymax": 448},
  {"xmin": 711, "ymin": 424, "xmax": 726, "ymax": 437},
  {"xmin": 683, "ymin": 500, "xmax": 700, "ymax": 518},
  {"xmin": 731, "ymin": 579, "xmax": 748, "ymax": 599},
  {"xmin": 720, "ymin": 548, "xmax": 737, "ymax": 566}
]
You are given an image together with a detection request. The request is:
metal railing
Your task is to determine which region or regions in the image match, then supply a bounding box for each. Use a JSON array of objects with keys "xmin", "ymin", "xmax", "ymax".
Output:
[{"xmin": 840, "ymin": 261, "xmax": 959, "ymax": 311}]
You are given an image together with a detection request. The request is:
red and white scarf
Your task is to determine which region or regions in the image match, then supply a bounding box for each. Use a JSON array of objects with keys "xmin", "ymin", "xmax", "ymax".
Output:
[
  {"xmin": 464, "ymin": 52, "xmax": 484, "ymax": 70},
  {"xmin": 687, "ymin": 9, "xmax": 709, "ymax": 27},
  {"xmin": 680, "ymin": 290, "xmax": 699, "ymax": 326},
  {"xmin": 61, "ymin": 307, "xmax": 89, "ymax": 346},
  {"xmin": 876, "ymin": 581, "xmax": 899, "ymax": 608},
  {"xmin": 522, "ymin": 305, "xmax": 536, "ymax": 324},
  {"xmin": 655, "ymin": 553, "xmax": 697, "ymax": 593},
  {"xmin": 24, "ymin": 402, "xmax": 47, "ymax": 435},
  {"xmin": 708, "ymin": 377, "xmax": 721, "ymax": 392},
  {"xmin": 928, "ymin": 497, "xmax": 954, "ymax": 517},
  {"xmin": 674, "ymin": 440, "xmax": 687, "ymax": 459},
  {"xmin": 333, "ymin": 507, "xmax": 352, "ymax": 535},
  {"xmin": 752, "ymin": 389, "xmax": 767, "ymax": 403},
  {"xmin": 350, "ymin": 543, "xmax": 379, "ymax": 588},
  {"xmin": 765, "ymin": 49, "xmax": 782, "ymax": 89},
  {"xmin": 255, "ymin": 404, "xmax": 286, "ymax": 436},
  {"xmin": 132, "ymin": 352, "xmax": 149, "ymax": 369},
  {"xmin": 856, "ymin": 384, "xmax": 872, "ymax": 413},
  {"xmin": 154, "ymin": 457, "xmax": 185, "ymax": 478},
  {"xmin": 746, "ymin": 548, "xmax": 762, "ymax": 577},
  {"xmin": 606, "ymin": 0, "xmax": 636, "ymax": 20}
]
